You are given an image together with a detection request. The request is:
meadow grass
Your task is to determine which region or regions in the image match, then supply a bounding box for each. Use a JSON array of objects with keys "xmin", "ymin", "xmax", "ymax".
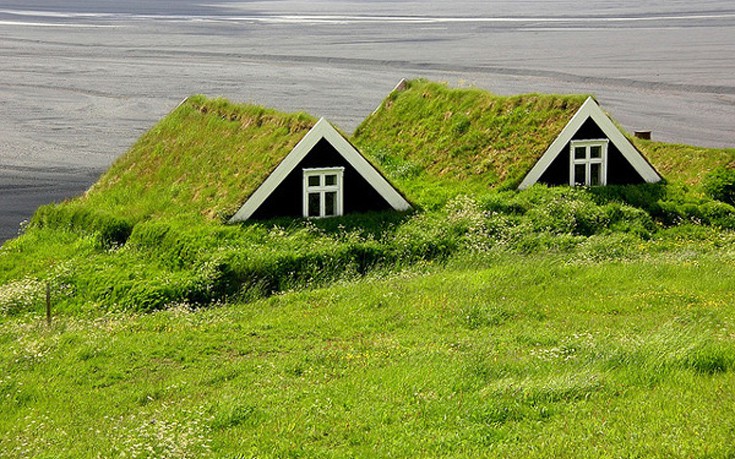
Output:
[
  {"xmin": 2, "ymin": 80, "xmax": 735, "ymax": 457},
  {"xmin": 3, "ymin": 185, "xmax": 735, "ymax": 315},
  {"xmin": 1, "ymin": 247, "xmax": 735, "ymax": 458},
  {"xmin": 354, "ymin": 79, "xmax": 735, "ymax": 197}
]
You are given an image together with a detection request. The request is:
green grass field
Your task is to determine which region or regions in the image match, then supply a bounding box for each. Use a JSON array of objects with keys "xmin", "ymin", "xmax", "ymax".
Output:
[
  {"xmin": 2, "ymin": 80, "xmax": 735, "ymax": 457},
  {"xmin": 2, "ymin": 243, "xmax": 735, "ymax": 458}
]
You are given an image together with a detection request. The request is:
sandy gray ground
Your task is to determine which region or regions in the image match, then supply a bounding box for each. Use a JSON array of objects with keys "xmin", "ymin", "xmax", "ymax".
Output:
[{"xmin": 1, "ymin": 0, "xmax": 734, "ymax": 243}]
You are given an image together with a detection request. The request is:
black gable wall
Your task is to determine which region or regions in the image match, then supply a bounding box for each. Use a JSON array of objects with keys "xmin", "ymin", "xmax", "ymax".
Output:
[
  {"xmin": 250, "ymin": 138, "xmax": 394, "ymax": 219},
  {"xmin": 538, "ymin": 117, "xmax": 646, "ymax": 186}
]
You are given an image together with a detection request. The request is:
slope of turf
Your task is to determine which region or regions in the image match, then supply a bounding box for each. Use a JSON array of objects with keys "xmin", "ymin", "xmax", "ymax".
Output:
[
  {"xmin": 85, "ymin": 95, "xmax": 317, "ymax": 223},
  {"xmin": 354, "ymin": 79, "xmax": 735, "ymax": 204},
  {"xmin": 633, "ymin": 138, "xmax": 735, "ymax": 187},
  {"xmin": 354, "ymin": 79, "xmax": 587, "ymax": 199},
  {"xmin": 2, "ymin": 245, "xmax": 735, "ymax": 458}
]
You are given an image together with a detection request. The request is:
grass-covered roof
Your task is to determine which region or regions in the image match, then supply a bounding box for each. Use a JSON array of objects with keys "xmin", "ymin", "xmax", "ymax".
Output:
[
  {"xmin": 634, "ymin": 139, "xmax": 735, "ymax": 187},
  {"xmin": 353, "ymin": 79, "xmax": 588, "ymax": 194},
  {"xmin": 85, "ymin": 95, "xmax": 317, "ymax": 222},
  {"xmin": 354, "ymin": 79, "xmax": 735, "ymax": 201},
  {"xmin": 70, "ymin": 81, "xmax": 733, "ymax": 224}
]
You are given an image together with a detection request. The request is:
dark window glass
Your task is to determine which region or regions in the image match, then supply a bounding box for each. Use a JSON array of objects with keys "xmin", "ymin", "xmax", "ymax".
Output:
[
  {"xmin": 590, "ymin": 163, "xmax": 602, "ymax": 186},
  {"xmin": 308, "ymin": 175, "xmax": 320, "ymax": 187},
  {"xmin": 574, "ymin": 147, "xmax": 586, "ymax": 160},
  {"xmin": 308, "ymin": 193, "xmax": 320, "ymax": 216},
  {"xmin": 590, "ymin": 145, "xmax": 602, "ymax": 159},
  {"xmin": 325, "ymin": 192, "xmax": 337, "ymax": 216},
  {"xmin": 574, "ymin": 164, "xmax": 586, "ymax": 186},
  {"xmin": 325, "ymin": 174, "xmax": 337, "ymax": 186}
]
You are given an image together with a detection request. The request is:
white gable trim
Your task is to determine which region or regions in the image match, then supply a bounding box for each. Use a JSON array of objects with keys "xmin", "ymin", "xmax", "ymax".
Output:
[
  {"xmin": 518, "ymin": 97, "xmax": 661, "ymax": 190},
  {"xmin": 229, "ymin": 118, "xmax": 411, "ymax": 222}
]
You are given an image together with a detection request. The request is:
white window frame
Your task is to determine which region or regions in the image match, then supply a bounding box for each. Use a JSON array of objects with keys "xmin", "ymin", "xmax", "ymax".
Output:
[
  {"xmin": 303, "ymin": 167, "xmax": 344, "ymax": 218},
  {"xmin": 569, "ymin": 139, "xmax": 608, "ymax": 186}
]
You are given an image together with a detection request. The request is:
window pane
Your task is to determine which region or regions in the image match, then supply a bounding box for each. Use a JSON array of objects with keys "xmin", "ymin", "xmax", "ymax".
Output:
[
  {"xmin": 590, "ymin": 145, "xmax": 602, "ymax": 159},
  {"xmin": 590, "ymin": 163, "xmax": 602, "ymax": 186},
  {"xmin": 574, "ymin": 147, "xmax": 586, "ymax": 160},
  {"xmin": 308, "ymin": 193, "xmax": 320, "ymax": 217},
  {"xmin": 324, "ymin": 191, "xmax": 337, "ymax": 216},
  {"xmin": 308, "ymin": 175, "xmax": 320, "ymax": 187},
  {"xmin": 324, "ymin": 174, "xmax": 337, "ymax": 186},
  {"xmin": 574, "ymin": 164, "xmax": 586, "ymax": 186}
]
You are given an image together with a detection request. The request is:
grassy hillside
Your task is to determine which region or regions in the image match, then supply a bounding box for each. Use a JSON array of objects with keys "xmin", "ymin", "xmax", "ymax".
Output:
[
  {"xmin": 85, "ymin": 95, "xmax": 316, "ymax": 223},
  {"xmin": 354, "ymin": 79, "xmax": 735, "ymax": 204},
  {"xmin": 2, "ymin": 80, "xmax": 735, "ymax": 457},
  {"xmin": 2, "ymin": 246, "xmax": 735, "ymax": 458},
  {"xmin": 354, "ymin": 80, "xmax": 587, "ymax": 200}
]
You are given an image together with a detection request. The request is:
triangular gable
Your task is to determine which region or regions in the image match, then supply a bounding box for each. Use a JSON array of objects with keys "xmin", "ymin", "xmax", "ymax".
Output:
[
  {"xmin": 518, "ymin": 97, "xmax": 661, "ymax": 189},
  {"xmin": 229, "ymin": 118, "xmax": 411, "ymax": 222}
]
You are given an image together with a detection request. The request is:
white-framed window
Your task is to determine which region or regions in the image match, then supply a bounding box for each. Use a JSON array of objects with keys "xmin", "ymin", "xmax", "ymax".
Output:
[
  {"xmin": 303, "ymin": 167, "xmax": 344, "ymax": 218},
  {"xmin": 570, "ymin": 139, "xmax": 608, "ymax": 186}
]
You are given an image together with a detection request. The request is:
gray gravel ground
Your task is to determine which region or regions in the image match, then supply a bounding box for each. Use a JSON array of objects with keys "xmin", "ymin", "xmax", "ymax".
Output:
[{"xmin": 1, "ymin": 0, "xmax": 733, "ymax": 243}]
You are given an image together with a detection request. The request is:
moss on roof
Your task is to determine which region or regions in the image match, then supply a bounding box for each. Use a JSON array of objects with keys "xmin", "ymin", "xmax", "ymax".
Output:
[
  {"xmin": 633, "ymin": 138, "xmax": 735, "ymax": 188},
  {"xmin": 74, "ymin": 82, "xmax": 734, "ymax": 224},
  {"xmin": 85, "ymin": 95, "xmax": 316, "ymax": 222},
  {"xmin": 353, "ymin": 79, "xmax": 588, "ymax": 195},
  {"xmin": 354, "ymin": 79, "xmax": 735, "ymax": 200}
]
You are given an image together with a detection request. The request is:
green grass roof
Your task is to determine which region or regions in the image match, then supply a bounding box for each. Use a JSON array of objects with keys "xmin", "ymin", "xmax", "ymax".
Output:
[
  {"xmin": 75, "ymin": 81, "xmax": 734, "ymax": 224},
  {"xmin": 84, "ymin": 95, "xmax": 317, "ymax": 222},
  {"xmin": 354, "ymin": 79, "xmax": 735, "ymax": 198},
  {"xmin": 634, "ymin": 138, "xmax": 735, "ymax": 187},
  {"xmin": 353, "ymin": 79, "xmax": 588, "ymax": 193}
]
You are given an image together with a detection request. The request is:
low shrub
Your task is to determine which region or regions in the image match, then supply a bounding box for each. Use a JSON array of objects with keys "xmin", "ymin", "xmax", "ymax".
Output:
[
  {"xmin": 588, "ymin": 183, "xmax": 668, "ymax": 214},
  {"xmin": 657, "ymin": 199, "xmax": 735, "ymax": 229},
  {"xmin": 5, "ymin": 180, "xmax": 735, "ymax": 315},
  {"xmin": 30, "ymin": 203, "xmax": 133, "ymax": 247},
  {"xmin": 702, "ymin": 166, "xmax": 735, "ymax": 206}
]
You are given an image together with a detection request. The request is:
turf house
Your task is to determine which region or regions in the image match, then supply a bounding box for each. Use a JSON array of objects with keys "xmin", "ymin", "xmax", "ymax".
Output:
[
  {"xmin": 353, "ymin": 79, "xmax": 663, "ymax": 193},
  {"xmin": 229, "ymin": 117, "xmax": 412, "ymax": 222},
  {"xmin": 517, "ymin": 96, "xmax": 662, "ymax": 189},
  {"xmin": 85, "ymin": 81, "xmax": 669, "ymax": 229},
  {"xmin": 232, "ymin": 86, "xmax": 662, "ymax": 214}
]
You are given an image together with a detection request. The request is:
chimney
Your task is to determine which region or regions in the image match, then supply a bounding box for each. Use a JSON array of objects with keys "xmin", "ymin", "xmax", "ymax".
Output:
[{"xmin": 634, "ymin": 130, "xmax": 652, "ymax": 140}]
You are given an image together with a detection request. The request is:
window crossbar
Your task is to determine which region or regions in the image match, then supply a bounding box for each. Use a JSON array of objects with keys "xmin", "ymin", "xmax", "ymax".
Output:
[
  {"xmin": 569, "ymin": 139, "xmax": 608, "ymax": 187},
  {"xmin": 303, "ymin": 167, "xmax": 344, "ymax": 218}
]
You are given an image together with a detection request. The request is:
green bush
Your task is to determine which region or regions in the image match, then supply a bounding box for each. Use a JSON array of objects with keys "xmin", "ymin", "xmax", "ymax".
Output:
[
  {"xmin": 588, "ymin": 183, "xmax": 668, "ymax": 214},
  {"xmin": 656, "ymin": 199, "xmax": 735, "ymax": 229},
  {"xmin": 702, "ymin": 166, "xmax": 735, "ymax": 206},
  {"xmin": 30, "ymin": 204, "xmax": 133, "ymax": 247},
  {"xmin": 682, "ymin": 340, "xmax": 735, "ymax": 375},
  {"xmin": 525, "ymin": 192, "xmax": 609, "ymax": 236}
]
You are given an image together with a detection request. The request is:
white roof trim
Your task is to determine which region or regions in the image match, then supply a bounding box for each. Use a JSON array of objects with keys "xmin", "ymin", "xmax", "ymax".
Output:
[
  {"xmin": 229, "ymin": 118, "xmax": 411, "ymax": 222},
  {"xmin": 518, "ymin": 97, "xmax": 661, "ymax": 189}
]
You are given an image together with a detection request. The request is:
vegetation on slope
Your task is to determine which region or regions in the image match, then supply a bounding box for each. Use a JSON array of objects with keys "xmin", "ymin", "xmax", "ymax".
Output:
[
  {"xmin": 2, "ymin": 79, "xmax": 735, "ymax": 457},
  {"xmin": 634, "ymin": 138, "xmax": 735, "ymax": 188},
  {"xmin": 3, "ymin": 184, "xmax": 735, "ymax": 315},
  {"xmin": 2, "ymin": 246, "xmax": 735, "ymax": 457},
  {"xmin": 354, "ymin": 79, "xmax": 735, "ymax": 205},
  {"xmin": 85, "ymin": 95, "xmax": 316, "ymax": 223},
  {"xmin": 354, "ymin": 79, "xmax": 587, "ymax": 198}
]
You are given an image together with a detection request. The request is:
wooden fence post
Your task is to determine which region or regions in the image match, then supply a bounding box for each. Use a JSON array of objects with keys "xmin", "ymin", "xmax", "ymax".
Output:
[{"xmin": 46, "ymin": 281, "xmax": 51, "ymax": 326}]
